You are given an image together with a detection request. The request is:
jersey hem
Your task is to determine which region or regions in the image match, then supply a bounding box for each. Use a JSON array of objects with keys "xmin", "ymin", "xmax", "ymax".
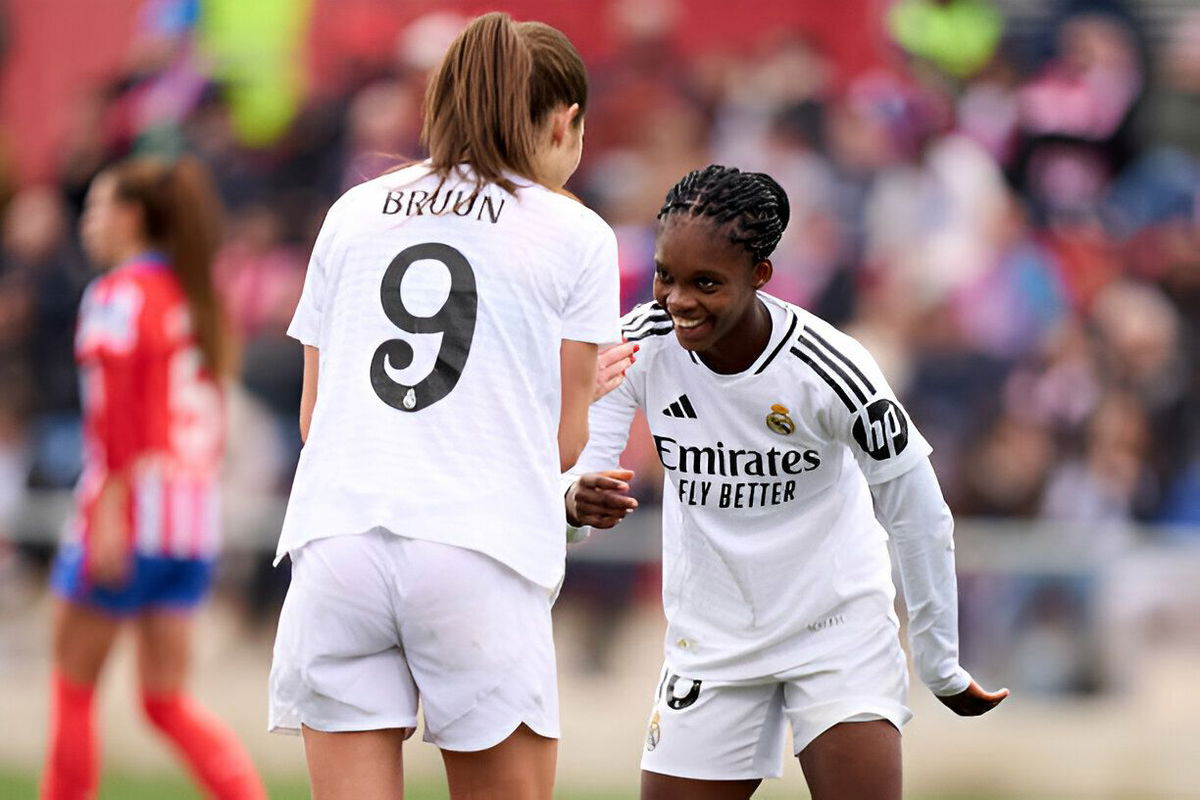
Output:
[{"xmin": 276, "ymin": 526, "xmax": 564, "ymax": 592}]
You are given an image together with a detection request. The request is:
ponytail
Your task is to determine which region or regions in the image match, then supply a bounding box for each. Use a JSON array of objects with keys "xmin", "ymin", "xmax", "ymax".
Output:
[
  {"xmin": 107, "ymin": 156, "xmax": 235, "ymax": 378},
  {"xmin": 163, "ymin": 157, "xmax": 234, "ymax": 378},
  {"xmin": 421, "ymin": 12, "xmax": 588, "ymax": 192}
]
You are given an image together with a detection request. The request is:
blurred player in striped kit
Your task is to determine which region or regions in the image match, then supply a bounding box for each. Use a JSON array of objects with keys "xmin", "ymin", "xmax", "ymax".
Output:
[{"xmin": 41, "ymin": 157, "xmax": 264, "ymax": 800}]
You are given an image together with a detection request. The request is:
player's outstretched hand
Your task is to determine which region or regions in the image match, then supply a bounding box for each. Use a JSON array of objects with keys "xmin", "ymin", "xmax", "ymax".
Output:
[
  {"xmin": 937, "ymin": 681, "xmax": 1009, "ymax": 717},
  {"xmin": 594, "ymin": 341, "xmax": 638, "ymax": 402},
  {"xmin": 567, "ymin": 469, "xmax": 638, "ymax": 528}
]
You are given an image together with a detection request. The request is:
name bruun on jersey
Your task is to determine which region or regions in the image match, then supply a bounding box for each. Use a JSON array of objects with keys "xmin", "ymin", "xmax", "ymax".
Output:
[
  {"xmin": 381, "ymin": 188, "xmax": 507, "ymax": 224},
  {"xmin": 653, "ymin": 435, "xmax": 821, "ymax": 509}
]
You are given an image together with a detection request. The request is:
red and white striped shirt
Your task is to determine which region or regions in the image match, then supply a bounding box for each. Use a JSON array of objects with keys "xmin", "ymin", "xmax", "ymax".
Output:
[{"xmin": 72, "ymin": 254, "xmax": 223, "ymax": 559}]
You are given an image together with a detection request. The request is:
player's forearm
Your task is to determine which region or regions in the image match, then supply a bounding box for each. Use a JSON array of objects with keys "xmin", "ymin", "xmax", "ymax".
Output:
[
  {"xmin": 299, "ymin": 346, "xmax": 319, "ymax": 443},
  {"xmin": 559, "ymin": 340, "xmax": 598, "ymax": 471},
  {"xmin": 563, "ymin": 389, "xmax": 638, "ymax": 540},
  {"xmin": 86, "ymin": 471, "xmax": 131, "ymax": 550},
  {"xmin": 871, "ymin": 459, "xmax": 972, "ymax": 696}
]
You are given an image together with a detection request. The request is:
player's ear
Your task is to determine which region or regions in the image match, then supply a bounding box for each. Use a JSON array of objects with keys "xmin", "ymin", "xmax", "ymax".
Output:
[
  {"xmin": 550, "ymin": 103, "xmax": 581, "ymax": 145},
  {"xmin": 752, "ymin": 259, "xmax": 772, "ymax": 289}
]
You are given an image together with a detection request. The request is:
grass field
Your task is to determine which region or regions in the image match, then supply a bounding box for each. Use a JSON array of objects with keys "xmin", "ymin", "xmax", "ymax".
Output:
[{"xmin": 0, "ymin": 769, "xmax": 1016, "ymax": 800}]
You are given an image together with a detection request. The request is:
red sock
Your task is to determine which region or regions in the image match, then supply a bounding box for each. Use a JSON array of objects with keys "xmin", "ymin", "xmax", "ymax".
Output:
[
  {"xmin": 140, "ymin": 691, "xmax": 266, "ymax": 800},
  {"xmin": 41, "ymin": 671, "xmax": 99, "ymax": 800}
]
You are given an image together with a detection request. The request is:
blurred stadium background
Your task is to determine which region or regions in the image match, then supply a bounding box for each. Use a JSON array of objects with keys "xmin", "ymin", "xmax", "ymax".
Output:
[{"xmin": 1, "ymin": 0, "xmax": 1199, "ymax": 797}]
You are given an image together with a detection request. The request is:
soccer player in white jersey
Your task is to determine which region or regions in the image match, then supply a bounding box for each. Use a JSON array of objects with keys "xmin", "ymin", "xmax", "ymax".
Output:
[
  {"xmin": 268, "ymin": 13, "xmax": 620, "ymax": 800},
  {"xmin": 567, "ymin": 165, "xmax": 1008, "ymax": 800}
]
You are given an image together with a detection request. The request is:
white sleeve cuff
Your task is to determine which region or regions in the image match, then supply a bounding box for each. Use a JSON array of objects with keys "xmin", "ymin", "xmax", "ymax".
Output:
[{"xmin": 928, "ymin": 666, "xmax": 973, "ymax": 698}]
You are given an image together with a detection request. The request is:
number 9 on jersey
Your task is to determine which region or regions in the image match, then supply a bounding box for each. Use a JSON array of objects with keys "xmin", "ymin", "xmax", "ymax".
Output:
[{"xmin": 370, "ymin": 242, "xmax": 478, "ymax": 413}]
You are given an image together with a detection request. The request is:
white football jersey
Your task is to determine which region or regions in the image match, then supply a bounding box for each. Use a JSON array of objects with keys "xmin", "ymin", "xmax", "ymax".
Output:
[
  {"xmin": 575, "ymin": 293, "xmax": 932, "ymax": 679},
  {"xmin": 278, "ymin": 164, "xmax": 620, "ymax": 590}
]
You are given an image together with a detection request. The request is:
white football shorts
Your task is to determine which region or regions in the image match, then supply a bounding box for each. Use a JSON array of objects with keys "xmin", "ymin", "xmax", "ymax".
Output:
[
  {"xmin": 640, "ymin": 617, "xmax": 912, "ymax": 780},
  {"xmin": 269, "ymin": 528, "xmax": 559, "ymax": 751}
]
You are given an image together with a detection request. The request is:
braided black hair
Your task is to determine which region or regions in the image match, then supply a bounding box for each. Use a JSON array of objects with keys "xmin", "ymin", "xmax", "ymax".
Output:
[{"xmin": 657, "ymin": 165, "xmax": 790, "ymax": 263}]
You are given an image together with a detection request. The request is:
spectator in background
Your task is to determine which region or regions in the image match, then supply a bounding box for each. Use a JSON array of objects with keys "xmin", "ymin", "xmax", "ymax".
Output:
[
  {"xmin": 1, "ymin": 187, "xmax": 89, "ymax": 490},
  {"xmin": 888, "ymin": 0, "xmax": 1005, "ymax": 81},
  {"xmin": 1013, "ymin": 12, "xmax": 1143, "ymax": 220}
]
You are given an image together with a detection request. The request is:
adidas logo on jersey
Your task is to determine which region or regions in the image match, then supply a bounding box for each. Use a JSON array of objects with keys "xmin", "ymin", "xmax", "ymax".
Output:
[{"xmin": 662, "ymin": 394, "xmax": 697, "ymax": 419}]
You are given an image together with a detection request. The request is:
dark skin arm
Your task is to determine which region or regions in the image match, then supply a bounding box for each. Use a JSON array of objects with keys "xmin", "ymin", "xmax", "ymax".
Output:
[
  {"xmin": 566, "ymin": 469, "xmax": 639, "ymax": 528},
  {"xmin": 937, "ymin": 681, "xmax": 1009, "ymax": 716}
]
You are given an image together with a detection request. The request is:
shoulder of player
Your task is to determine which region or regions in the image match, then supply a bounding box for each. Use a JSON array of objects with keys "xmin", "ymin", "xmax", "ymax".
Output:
[
  {"xmin": 331, "ymin": 170, "xmax": 405, "ymax": 215},
  {"xmin": 539, "ymin": 192, "xmax": 614, "ymax": 239},
  {"xmin": 87, "ymin": 265, "xmax": 155, "ymax": 306},
  {"xmin": 784, "ymin": 307, "xmax": 884, "ymax": 413},
  {"xmin": 620, "ymin": 301, "xmax": 674, "ymax": 345}
]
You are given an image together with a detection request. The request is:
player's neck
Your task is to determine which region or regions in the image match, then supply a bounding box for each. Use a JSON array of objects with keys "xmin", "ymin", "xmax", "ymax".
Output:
[
  {"xmin": 697, "ymin": 298, "xmax": 772, "ymax": 375},
  {"xmin": 111, "ymin": 239, "xmax": 155, "ymax": 269}
]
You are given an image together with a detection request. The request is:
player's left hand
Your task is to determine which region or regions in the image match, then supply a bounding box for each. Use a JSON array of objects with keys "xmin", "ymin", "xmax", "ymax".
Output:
[
  {"xmin": 594, "ymin": 341, "xmax": 638, "ymax": 402},
  {"xmin": 937, "ymin": 681, "xmax": 1009, "ymax": 717}
]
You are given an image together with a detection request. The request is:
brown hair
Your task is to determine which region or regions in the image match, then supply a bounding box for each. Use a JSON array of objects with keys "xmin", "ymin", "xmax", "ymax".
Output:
[
  {"xmin": 107, "ymin": 156, "xmax": 234, "ymax": 378},
  {"xmin": 421, "ymin": 12, "xmax": 588, "ymax": 192}
]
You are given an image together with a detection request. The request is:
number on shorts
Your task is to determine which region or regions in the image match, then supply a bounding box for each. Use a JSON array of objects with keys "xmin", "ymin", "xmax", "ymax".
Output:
[
  {"xmin": 662, "ymin": 672, "xmax": 702, "ymax": 710},
  {"xmin": 370, "ymin": 242, "xmax": 478, "ymax": 412}
]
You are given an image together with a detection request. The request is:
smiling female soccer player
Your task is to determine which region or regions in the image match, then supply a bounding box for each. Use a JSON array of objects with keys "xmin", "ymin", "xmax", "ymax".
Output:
[{"xmin": 566, "ymin": 165, "xmax": 1007, "ymax": 800}]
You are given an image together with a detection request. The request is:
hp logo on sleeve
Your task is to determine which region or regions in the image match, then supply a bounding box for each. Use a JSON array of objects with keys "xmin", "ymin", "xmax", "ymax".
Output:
[{"xmin": 852, "ymin": 399, "xmax": 909, "ymax": 460}]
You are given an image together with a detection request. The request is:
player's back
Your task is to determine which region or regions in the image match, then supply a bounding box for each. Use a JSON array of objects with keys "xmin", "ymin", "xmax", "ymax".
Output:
[{"xmin": 280, "ymin": 164, "xmax": 619, "ymax": 588}]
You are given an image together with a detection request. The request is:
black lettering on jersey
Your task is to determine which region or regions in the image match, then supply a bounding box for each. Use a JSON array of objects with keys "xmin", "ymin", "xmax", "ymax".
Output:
[
  {"xmin": 381, "ymin": 189, "xmax": 506, "ymax": 223},
  {"xmin": 852, "ymin": 399, "xmax": 909, "ymax": 460},
  {"xmin": 678, "ymin": 444, "xmax": 715, "ymax": 473},
  {"xmin": 664, "ymin": 674, "xmax": 702, "ymax": 710},
  {"xmin": 478, "ymin": 195, "xmax": 506, "ymax": 224},
  {"xmin": 406, "ymin": 190, "xmax": 430, "ymax": 215},
  {"xmin": 655, "ymin": 435, "xmax": 821, "ymax": 478},
  {"xmin": 383, "ymin": 191, "xmax": 404, "ymax": 215}
]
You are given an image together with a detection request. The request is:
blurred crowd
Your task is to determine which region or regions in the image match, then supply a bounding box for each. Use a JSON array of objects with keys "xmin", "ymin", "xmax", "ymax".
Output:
[{"xmin": 0, "ymin": 0, "xmax": 1198, "ymax": 653}]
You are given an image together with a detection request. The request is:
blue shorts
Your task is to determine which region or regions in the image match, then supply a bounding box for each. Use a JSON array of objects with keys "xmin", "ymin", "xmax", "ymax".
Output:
[{"xmin": 50, "ymin": 544, "xmax": 214, "ymax": 616}]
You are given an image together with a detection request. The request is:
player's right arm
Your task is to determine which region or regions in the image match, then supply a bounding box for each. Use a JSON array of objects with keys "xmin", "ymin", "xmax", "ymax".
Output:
[
  {"xmin": 289, "ymin": 192, "xmax": 340, "ymax": 444},
  {"xmin": 559, "ymin": 339, "xmax": 598, "ymax": 471},
  {"xmin": 299, "ymin": 345, "xmax": 318, "ymax": 443},
  {"xmin": 76, "ymin": 277, "xmax": 148, "ymax": 586}
]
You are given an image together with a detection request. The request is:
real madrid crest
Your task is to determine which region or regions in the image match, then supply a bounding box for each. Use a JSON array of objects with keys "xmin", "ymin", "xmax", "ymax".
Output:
[
  {"xmin": 646, "ymin": 711, "xmax": 661, "ymax": 751},
  {"xmin": 766, "ymin": 403, "xmax": 795, "ymax": 435}
]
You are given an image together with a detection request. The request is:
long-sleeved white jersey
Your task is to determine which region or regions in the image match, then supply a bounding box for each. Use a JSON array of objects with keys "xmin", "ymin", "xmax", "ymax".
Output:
[{"xmin": 573, "ymin": 293, "xmax": 971, "ymax": 695}]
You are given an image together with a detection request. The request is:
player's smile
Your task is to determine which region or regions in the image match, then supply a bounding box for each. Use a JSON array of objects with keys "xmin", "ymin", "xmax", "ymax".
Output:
[
  {"xmin": 653, "ymin": 215, "xmax": 772, "ymax": 373},
  {"xmin": 669, "ymin": 314, "xmax": 713, "ymax": 344}
]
